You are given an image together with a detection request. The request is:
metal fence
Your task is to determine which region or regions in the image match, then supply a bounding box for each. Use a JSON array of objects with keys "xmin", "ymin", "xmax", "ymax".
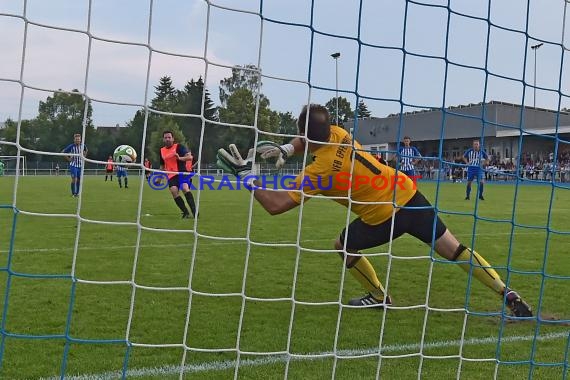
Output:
[{"xmin": 2, "ymin": 168, "xmax": 569, "ymax": 184}]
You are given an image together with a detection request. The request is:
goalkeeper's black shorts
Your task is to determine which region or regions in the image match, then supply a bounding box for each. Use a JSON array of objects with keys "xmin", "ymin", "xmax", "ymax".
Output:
[{"xmin": 339, "ymin": 191, "xmax": 447, "ymax": 251}]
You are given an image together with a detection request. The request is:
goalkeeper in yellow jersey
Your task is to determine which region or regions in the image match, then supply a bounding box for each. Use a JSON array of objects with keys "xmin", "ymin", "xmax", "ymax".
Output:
[{"xmin": 216, "ymin": 104, "xmax": 532, "ymax": 318}]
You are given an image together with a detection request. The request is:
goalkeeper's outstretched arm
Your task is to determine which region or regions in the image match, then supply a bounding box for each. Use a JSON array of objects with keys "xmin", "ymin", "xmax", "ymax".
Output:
[
  {"xmin": 251, "ymin": 183, "xmax": 298, "ymax": 215},
  {"xmin": 287, "ymin": 137, "xmax": 306, "ymax": 155},
  {"xmin": 257, "ymin": 138, "xmax": 306, "ymax": 169},
  {"xmin": 216, "ymin": 143, "xmax": 299, "ymax": 215}
]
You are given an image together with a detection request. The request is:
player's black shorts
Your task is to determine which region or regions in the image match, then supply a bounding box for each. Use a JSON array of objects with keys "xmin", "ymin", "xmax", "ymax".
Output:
[
  {"xmin": 340, "ymin": 191, "xmax": 447, "ymax": 251},
  {"xmin": 106, "ymin": 169, "xmax": 113, "ymax": 174},
  {"xmin": 168, "ymin": 174, "xmax": 193, "ymax": 188}
]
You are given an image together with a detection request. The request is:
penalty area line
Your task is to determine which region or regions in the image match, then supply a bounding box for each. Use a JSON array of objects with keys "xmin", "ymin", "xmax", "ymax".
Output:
[{"xmin": 44, "ymin": 331, "xmax": 569, "ymax": 380}]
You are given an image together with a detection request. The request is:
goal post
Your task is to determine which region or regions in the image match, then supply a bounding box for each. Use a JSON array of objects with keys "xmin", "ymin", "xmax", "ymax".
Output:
[
  {"xmin": 0, "ymin": 0, "xmax": 569, "ymax": 379},
  {"xmin": 0, "ymin": 156, "xmax": 26, "ymax": 176}
]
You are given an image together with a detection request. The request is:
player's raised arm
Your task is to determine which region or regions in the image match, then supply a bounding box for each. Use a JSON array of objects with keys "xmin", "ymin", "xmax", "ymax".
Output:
[
  {"xmin": 256, "ymin": 137, "xmax": 306, "ymax": 169},
  {"xmin": 287, "ymin": 137, "xmax": 306, "ymax": 155}
]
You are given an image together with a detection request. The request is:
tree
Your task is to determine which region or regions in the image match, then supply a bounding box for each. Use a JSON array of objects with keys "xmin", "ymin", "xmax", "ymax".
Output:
[
  {"xmin": 219, "ymin": 64, "xmax": 263, "ymax": 107},
  {"xmin": 276, "ymin": 111, "xmax": 305, "ymax": 166},
  {"xmin": 0, "ymin": 90, "xmax": 103, "ymax": 161},
  {"xmin": 121, "ymin": 77, "xmax": 178, "ymax": 166},
  {"xmin": 35, "ymin": 89, "xmax": 95, "ymax": 159},
  {"xmin": 0, "ymin": 118, "xmax": 37, "ymax": 156},
  {"xmin": 119, "ymin": 109, "xmax": 157, "ymax": 164},
  {"xmin": 355, "ymin": 100, "xmax": 372, "ymax": 118},
  {"xmin": 218, "ymin": 65, "xmax": 281, "ymax": 149},
  {"xmin": 218, "ymin": 87, "xmax": 280, "ymax": 149},
  {"xmin": 152, "ymin": 76, "xmax": 177, "ymax": 111},
  {"xmin": 38, "ymin": 90, "xmax": 93, "ymax": 127},
  {"xmin": 325, "ymin": 97, "xmax": 353, "ymax": 126},
  {"xmin": 121, "ymin": 75, "xmax": 222, "ymax": 166},
  {"xmin": 277, "ymin": 112, "xmax": 298, "ymax": 143},
  {"xmin": 173, "ymin": 77, "xmax": 220, "ymax": 162}
]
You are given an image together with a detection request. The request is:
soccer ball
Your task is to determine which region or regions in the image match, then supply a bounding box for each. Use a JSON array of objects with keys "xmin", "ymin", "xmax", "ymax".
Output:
[{"xmin": 113, "ymin": 145, "xmax": 137, "ymax": 163}]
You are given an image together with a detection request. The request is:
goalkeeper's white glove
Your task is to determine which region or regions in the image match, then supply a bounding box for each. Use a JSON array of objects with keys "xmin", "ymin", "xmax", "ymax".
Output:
[
  {"xmin": 256, "ymin": 141, "xmax": 294, "ymax": 169},
  {"xmin": 216, "ymin": 144, "xmax": 258, "ymax": 185}
]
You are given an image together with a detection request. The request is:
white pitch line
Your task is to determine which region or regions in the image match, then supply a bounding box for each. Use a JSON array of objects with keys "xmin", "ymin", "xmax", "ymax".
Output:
[
  {"xmin": 42, "ymin": 331, "xmax": 569, "ymax": 380},
  {"xmin": 0, "ymin": 240, "xmax": 308, "ymax": 254},
  {"xmin": 0, "ymin": 230, "xmax": 551, "ymax": 254}
]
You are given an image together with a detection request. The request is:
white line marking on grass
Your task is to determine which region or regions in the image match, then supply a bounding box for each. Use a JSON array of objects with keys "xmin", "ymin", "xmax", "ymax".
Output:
[
  {"xmin": 42, "ymin": 331, "xmax": 569, "ymax": 380},
  {"xmin": 0, "ymin": 231, "xmax": 552, "ymax": 254}
]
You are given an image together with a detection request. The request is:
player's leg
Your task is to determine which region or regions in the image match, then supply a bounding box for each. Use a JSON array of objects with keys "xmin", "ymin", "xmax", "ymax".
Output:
[
  {"xmin": 124, "ymin": 173, "xmax": 128, "ymax": 188},
  {"xmin": 70, "ymin": 167, "xmax": 80, "ymax": 196},
  {"xmin": 434, "ymin": 231, "xmax": 532, "ymax": 317},
  {"xmin": 478, "ymin": 173, "xmax": 485, "ymax": 200},
  {"xmin": 169, "ymin": 176, "xmax": 190, "ymax": 218},
  {"xmin": 76, "ymin": 171, "xmax": 81, "ymax": 195},
  {"xmin": 117, "ymin": 172, "xmax": 123, "ymax": 188},
  {"xmin": 336, "ymin": 217, "xmax": 407, "ymax": 307},
  {"xmin": 465, "ymin": 171, "xmax": 474, "ymax": 199},
  {"xmin": 180, "ymin": 179, "xmax": 197, "ymax": 217},
  {"xmin": 435, "ymin": 231, "xmax": 506, "ymax": 293},
  {"xmin": 405, "ymin": 192, "xmax": 532, "ymax": 317},
  {"xmin": 407, "ymin": 192, "xmax": 499, "ymax": 289},
  {"xmin": 334, "ymin": 238, "xmax": 389, "ymax": 307},
  {"xmin": 69, "ymin": 168, "xmax": 75, "ymax": 195}
]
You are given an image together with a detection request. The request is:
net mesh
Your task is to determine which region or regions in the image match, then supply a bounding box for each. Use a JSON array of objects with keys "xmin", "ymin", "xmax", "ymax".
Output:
[{"xmin": 0, "ymin": 0, "xmax": 569, "ymax": 379}]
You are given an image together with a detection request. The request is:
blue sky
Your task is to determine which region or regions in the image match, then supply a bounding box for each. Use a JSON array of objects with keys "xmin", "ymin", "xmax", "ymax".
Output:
[{"xmin": 0, "ymin": 0, "xmax": 569, "ymax": 127}]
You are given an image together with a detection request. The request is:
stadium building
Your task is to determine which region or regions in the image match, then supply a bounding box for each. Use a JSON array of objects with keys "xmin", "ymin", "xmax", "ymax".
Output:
[{"xmin": 347, "ymin": 101, "xmax": 570, "ymax": 165}]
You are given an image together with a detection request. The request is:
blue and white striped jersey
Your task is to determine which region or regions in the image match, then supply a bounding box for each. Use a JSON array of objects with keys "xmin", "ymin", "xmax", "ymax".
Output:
[
  {"xmin": 116, "ymin": 165, "xmax": 127, "ymax": 173},
  {"xmin": 463, "ymin": 148, "xmax": 488, "ymax": 167},
  {"xmin": 398, "ymin": 146, "xmax": 421, "ymax": 171},
  {"xmin": 63, "ymin": 143, "xmax": 87, "ymax": 168}
]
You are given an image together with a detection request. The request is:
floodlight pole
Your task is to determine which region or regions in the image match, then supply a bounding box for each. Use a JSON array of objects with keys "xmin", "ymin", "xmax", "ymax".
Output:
[
  {"xmin": 331, "ymin": 52, "xmax": 341, "ymax": 125},
  {"xmin": 530, "ymin": 43, "xmax": 543, "ymax": 108}
]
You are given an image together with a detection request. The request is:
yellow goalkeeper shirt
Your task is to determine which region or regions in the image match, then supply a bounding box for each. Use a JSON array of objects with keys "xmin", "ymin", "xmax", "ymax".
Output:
[{"xmin": 287, "ymin": 126, "xmax": 417, "ymax": 225}]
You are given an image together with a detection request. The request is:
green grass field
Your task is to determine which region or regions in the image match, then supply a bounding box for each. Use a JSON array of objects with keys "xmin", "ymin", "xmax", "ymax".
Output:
[{"xmin": 0, "ymin": 175, "xmax": 569, "ymax": 379}]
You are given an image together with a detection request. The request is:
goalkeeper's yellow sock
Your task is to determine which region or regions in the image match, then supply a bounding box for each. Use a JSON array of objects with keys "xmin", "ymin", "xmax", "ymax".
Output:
[
  {"xmin": 348, "ymin": 257, "xmax": 386, "ymax": 300},
  {"xmin": 454, "ymin": 246, "xmax": 506, "ymax": 294}
]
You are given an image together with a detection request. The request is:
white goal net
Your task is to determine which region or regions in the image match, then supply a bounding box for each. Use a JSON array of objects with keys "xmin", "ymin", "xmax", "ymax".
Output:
[{"xmin": 0, "ymin": 1, "xmax": 569, "ymax": 379}]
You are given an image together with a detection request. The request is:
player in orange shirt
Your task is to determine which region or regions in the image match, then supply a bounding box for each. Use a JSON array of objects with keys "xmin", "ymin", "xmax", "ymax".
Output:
[
  {"xmin": 217, "ymin": 104, "xmax": 532, "ymax": 317},
  {"xmin": 105, "ymin": 155, "xmax": 114, "ymax": 182},
  {"xmin": 159, "ymin": 131, "xmax": 197, "ymax": 219}
]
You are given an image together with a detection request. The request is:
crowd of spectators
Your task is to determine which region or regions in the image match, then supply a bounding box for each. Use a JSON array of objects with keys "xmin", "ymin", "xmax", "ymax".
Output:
[
  {"xmin": 512, "ymin": 150, "xmax": 570, "ymax": 182},
  {"xmin": 390, "ymin": 150, "xmax": 570, "ymax": 183}
]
